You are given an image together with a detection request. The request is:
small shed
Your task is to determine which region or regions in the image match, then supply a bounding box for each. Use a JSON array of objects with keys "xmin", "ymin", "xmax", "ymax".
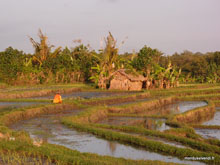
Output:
[{"xmin": 109, "ymin": 69, "xmax": 145, "ymax": 91}]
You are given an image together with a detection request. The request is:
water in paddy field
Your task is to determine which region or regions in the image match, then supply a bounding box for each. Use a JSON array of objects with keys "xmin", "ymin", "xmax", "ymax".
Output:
[
  {"xmin": 203, "ymin": 110, "xmax": 220, "ymax": 126},
  {"xmin": 102, "ymin": 101, "xmax": 208, "ymax": 131},
  {"xmin": 11, "ymin": 111, "xmax": 204, "ymax": 165},
  {"xmin": 195, "ymin": 107, "xmax": 220, "ymax": 139},
  {"xmin": 109, "ymin": 98, "xmax": 153, "ymax": 106},
  {"xmin": 156, "ymin": 101, "xmax": 208, "ymax": 114},
  {"xmin": 137, "ymin": 101, "xmax": 208, "ymax": 116},
  {"xmin": 99, "ymin": 116, "xmax": 170, "ymax": 131},
  {"xmin": 0, "ymin": 102, "xmax": 48, "ymax": 113},
  {"xmin": 32, "ymin": 91, "xmax": 139, "ymax": 100},
  {"xmin": 195, "ymin": 129, "xmax": 220, "ymax": 139}
]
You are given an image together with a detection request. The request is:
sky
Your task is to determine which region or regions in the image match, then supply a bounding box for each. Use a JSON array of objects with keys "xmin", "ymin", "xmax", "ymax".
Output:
[{"xmin": 0, "ymin": 0, "xmax": 220, "ymax": 55}]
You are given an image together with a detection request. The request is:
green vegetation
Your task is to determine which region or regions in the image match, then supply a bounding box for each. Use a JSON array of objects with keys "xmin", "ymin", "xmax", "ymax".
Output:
[
  {"xmin": 0, "ymin": 30, "xmax": 220, "ymax": 164},
  {"xmin": 0, "ymin": 84, "xmax": 220, "ymax": 164},
  {"xmin": 0, "ymin": 30, "xmax": 219, "ymax": 86}
]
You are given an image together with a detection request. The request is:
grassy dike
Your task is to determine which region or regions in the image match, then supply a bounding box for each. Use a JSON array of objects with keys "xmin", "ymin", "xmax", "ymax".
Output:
[
  {"xmin": 80, "ymin": 92, "xmax": 150, "ymax": 106},
  {"xmin": 0, "ymin": 103, "xmax": 81, "ymax": 126},
  {"xmin": 61, "ymin": 106, "xmax": 220, "ymax": 164},
  {"xmin": 0, "ymin": 84, "xmax": 219, "ymax": 164},
  {"xmin": 93, "ymin": 124, "xmax": 220, "ymax": 154},
  {"xmin": 148, "ymin": 86, "xmax": 220, "ymax": 98},
  {"xmin": 0, "ymin": 139, "xmax": 172, "ymax": 165},
  {"xmin": 0, "ymin": 87, "xmax": 82, "ymax": 99},
  {"xmin": 107, "ymin": 96, "xmax": 177, "ymax": 113},
  {"xmin": 0, "ymin": 99, "xmax": 177, "ymax": 164},
  {"xmin": 171, "ymin": 100, "xmax": 215, "ymax": 124}
]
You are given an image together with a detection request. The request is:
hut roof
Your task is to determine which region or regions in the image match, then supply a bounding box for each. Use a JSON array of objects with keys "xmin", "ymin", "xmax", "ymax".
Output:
[{"xmin": 111, "ymin": 69, "xmax": 146, "ymax": 82}]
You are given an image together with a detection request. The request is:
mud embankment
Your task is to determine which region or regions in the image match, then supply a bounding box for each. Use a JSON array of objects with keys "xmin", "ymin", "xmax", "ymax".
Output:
[
  {"xmin": 172, "ymin": 101, "xmax": 215, "ymax": 124},
  {"xmin": 1, "ymin": 103, "xmax": 79, "ymax": 126},
  {"xmin": 0, "ymin": 87, "xmax": 81, "ymax": 99},
  {"xmin": 82, "ymin": 93, "xmax": 150, "ymax": 106},
  {"xmin": 108, "ymin": 96, "xmax": 177, "ymax": 114}
]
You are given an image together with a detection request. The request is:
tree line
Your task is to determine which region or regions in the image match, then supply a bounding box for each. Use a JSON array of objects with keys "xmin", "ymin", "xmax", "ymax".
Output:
[{"xmin": 0, "ymin": 30, "xmax": 219, "ymax": 86}]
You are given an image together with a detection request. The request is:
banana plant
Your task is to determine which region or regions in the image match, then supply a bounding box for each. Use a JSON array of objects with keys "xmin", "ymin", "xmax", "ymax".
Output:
[
  {"xmin": 90, "ymin": 32, "xmax": 122, "ymax": 89},
  {"xmin": 24, "ymin": 57, "xmax": 32, "ymax": 67},
  {"xmin": 29, "ymin": 29, "xmax": 62, "ymax": 67}
]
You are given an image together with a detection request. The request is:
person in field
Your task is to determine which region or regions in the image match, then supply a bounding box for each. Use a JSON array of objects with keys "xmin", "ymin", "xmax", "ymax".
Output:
[{"xmin": 53, "ymin": 92, "xmax": 62, "ymax": 103}]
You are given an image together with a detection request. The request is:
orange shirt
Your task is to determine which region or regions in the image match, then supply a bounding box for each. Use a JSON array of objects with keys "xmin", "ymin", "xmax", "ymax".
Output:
[{"xmin": 53, "ymin": 94, "xmax": 62, "ymax": 103}]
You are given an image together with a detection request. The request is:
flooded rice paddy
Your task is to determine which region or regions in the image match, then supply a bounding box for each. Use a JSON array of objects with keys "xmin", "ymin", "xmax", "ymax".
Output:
[
  {"xmin": 203, "ymin": 110, "xmax": 220, "ymax": 126},
  {"xmin": 0, "ymin": 102, "xmax": 48, "ymax": 113},
  {"xmin": 99, "ymin": 116, "xmax": 171, "ymax": 131},
  {"xmin": 7, "ymin": 98, "xmax": 208, "ymax": 164},
  {"xmin": 195, "ymin": 128, "xmax": 220, "ymax": 139},
  {"xmin": 110, "ymin": 98, "xmax": 152, "ymax": 106},
  {"xmin": 32, "ymin": 91, "xmax": 138, "ymax": 99},
  {"xmin": 138, "ymin": 101, "xmax": 207, "ymax": 116},
  {"xmin": 195, "ymin": 107, "xmax": 220, "ymax": 139},
  {"xmin": 101, "ymin": 101, "xmax": 208, "ymax": 131},
  {"xmin": 11, "ymin": 112, "xmax": 203, "ymax": 165}
]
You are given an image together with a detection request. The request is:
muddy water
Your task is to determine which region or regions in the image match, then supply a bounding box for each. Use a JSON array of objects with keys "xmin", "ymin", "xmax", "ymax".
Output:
[
  {"xmin": 146, "ymin": 136, "xmax": 187, "ymax": 149},
  {"xmin": 99, "ymin": 116, "xmax": 170, "ymax": 131},
  {"xmin": 203, "ymin": 111, "xmax": 220, "ymax": 126},
  {"xmin": 32, "ymin": 91, "xmax": 138, "ymax": 100},
  {"xmin": 195, "ymin": 107, "xmax": 220, "ymax": 139},
  {"xmin": 110, "ymin": 98, "xmax": 152, "ymax": 106},
  {"xmin": 103, "ymin": 101, "xmax": 207, "ymax": 131},
  {"xmin": 137, "ymin": 101, "xmax": 208, "ymax": 116},
  {"xmin": 0, "ymin": 102, "xmax": 48, "ymax": 113},
  {"xmin": 195, "ymin": 129, "xmax": 220, "ymax": 139},
  {"xmin": 11, "ymin": 112, "xmax": 203, "ymax": 165}
]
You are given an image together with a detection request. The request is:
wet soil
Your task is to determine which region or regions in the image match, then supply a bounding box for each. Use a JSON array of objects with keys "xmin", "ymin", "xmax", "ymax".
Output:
[
  {"xmin": 0, "ymin": 102, "xmax": 49, "ymax": 113},
  {"xmin": 10, "ymin": 111, "xmax": 203, "ymax": 165},
  {"xmin": 137, "ymin": 101, "xmax": 208, "ymax": 116},
  {"xmin": 99, "ymin": 116, "xmax": 170, "ymax": 131},
  {"xmin": 101, "ymin": 101, "xmax": 207, "ymax": 132},
  {"xmin": 203, "ymin": 111, "xmax": 220, "ymax": 126},
  {"xmin": 32, "ymin": 91, "xmax": 139, "ymax": 100},
  {"xmin": 195, "ymin": 128, "xmax": 220, "ymax": 140},
  {"xmin": 195, "ymin": 107, "xmax": 220, "ymax": 139}
]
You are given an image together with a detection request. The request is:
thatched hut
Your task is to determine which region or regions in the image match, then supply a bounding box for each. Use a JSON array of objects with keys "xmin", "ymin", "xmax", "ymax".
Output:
[{"xmin": 109, "ymin": 69, "xmax": 145, "ymax": 91}]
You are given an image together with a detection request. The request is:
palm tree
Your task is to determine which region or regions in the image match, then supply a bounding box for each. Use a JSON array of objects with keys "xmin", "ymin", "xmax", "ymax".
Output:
[
  {"xmin": 91, "ymin": 32, "xmax": 121, "ymax": 89},
  {"xmin": 29, "ymin": 29, "xmax": 61, "ymax": 67}
]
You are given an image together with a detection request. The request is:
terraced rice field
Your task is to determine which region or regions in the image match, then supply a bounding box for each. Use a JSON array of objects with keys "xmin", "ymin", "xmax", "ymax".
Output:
[{"xmin": 0, "ymin": 83, "xmax": 219, "ymax": 164}]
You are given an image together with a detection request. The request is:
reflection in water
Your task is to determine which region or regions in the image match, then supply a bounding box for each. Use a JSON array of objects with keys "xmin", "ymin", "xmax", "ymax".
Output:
[
  {"xmin": 32, "ymin": 91, "xmax": 138, "ymax": 100},
  {"xmin": 195, "ymin": 107, "xmax": 220, "ymax": 140},
  {"xmin": 203, "ymin": 111, "xmax": 220, "ymax": 126},
  {"xmin": 0, "ymin": 102, "xmax": 48, "ymax": 114},
  {"xmin": 99, "ymin": 116, "xmax": 145, "ymax": 126},
  {"xmin": 145, "ymin": 118, "xmax": 170, "ymax": 131},
  {"xmin": 100, "ymin": 101, "xmax": 207, "ymax": 132},
  {"xmin": 138, "ymin": 101, "xmax": 207, "ymax": 116},
  {"xmin": 10, "ymin": 114, "xmax": 203, "ymax": 164},
  {"xmin": 108, "ymin": 141, "xmax": 117, "ymax": 155},
  {"xmin": 100, "ymin": 117, "xmax": 170, "ymax": 131},
  {"xmin": 195, "ymin": 129, "xmax": 220, "ymax": 140}
]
